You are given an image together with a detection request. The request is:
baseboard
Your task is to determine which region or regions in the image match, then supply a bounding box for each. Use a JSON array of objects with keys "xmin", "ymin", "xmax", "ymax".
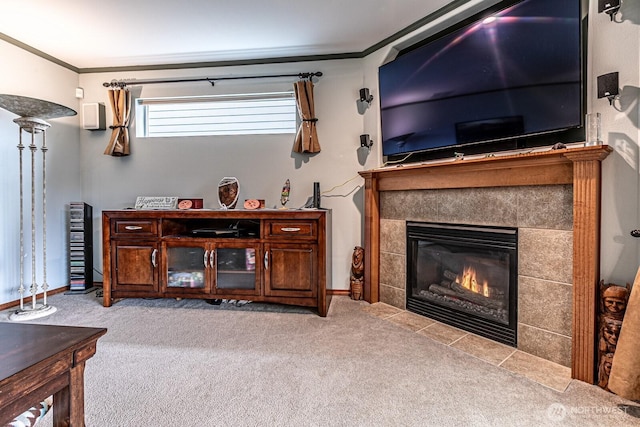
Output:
[
  {"xmin": 64, "ymin": 286, "xmax": 100, "ymax": 295},
  {"xmin": 1, "ymin": 283, "xmax": 341, "ymax": 310}
]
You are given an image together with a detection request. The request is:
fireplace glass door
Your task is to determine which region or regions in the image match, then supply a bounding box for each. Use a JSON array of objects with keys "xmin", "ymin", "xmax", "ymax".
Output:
[{"xmin": 407, "ymin": 222, "xmax": 517, "ymax": 346}]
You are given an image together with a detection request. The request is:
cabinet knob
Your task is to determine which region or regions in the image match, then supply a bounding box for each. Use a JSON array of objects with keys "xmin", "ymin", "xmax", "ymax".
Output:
[
  {"xmin": 264, "ymin": 251, "xmax": 269, "ymax": 270},
  {"xmin": 125, "ymin": 225, "xmax": 143, "ymax": 230},
  {"xmin": 280, "ymin": 227, "xmax": 301, "ymax": 232}
]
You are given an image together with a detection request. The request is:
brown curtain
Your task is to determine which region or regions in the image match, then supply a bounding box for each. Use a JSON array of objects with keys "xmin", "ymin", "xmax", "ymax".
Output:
[
  {"xmin": 103, "ymin": 88, "xmax": 131, "ymax": 156},
  {"xmin": 292, "ymin": 80, "xmax": 321, "ymax": 154}
]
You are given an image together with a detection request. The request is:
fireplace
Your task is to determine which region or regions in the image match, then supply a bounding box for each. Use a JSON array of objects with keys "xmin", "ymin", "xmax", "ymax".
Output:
[
  {"xmin": 407, "ymin": 222, "xmax": 517, "ymax": 346},
  {"xmin": 361, "ymin": 146, "xmax": 612, "ymax": 382}
]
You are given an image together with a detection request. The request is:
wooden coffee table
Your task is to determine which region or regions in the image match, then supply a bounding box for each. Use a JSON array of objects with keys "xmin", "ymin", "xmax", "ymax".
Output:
[{"xmin": 0, "ymin": 322, "xmax": 107, "ymax": 426}]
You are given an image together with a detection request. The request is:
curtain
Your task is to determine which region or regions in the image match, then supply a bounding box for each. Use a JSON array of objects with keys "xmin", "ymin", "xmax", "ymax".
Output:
[
  {"xmin": 292, "ymin": 80, "xmax": 320, "ymax": 154},
  {"xmin": 104, "ymin": 88, "xmax": 131, "ymax": 156}
]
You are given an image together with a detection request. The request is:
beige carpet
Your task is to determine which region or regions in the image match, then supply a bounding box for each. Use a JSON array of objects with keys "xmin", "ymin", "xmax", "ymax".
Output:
[{"xmin": 3, "ymin": 292, "xmax": 639, "ymax": 426}]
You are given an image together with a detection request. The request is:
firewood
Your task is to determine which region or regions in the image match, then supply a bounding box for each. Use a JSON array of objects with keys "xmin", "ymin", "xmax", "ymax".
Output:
[
  {"xmin": 429, "ymin": 283, "xmax": 504, "ymax": 310},
  {"xmin": 443, "ymin": 270, "xmax": 458, "ymax": 281}
]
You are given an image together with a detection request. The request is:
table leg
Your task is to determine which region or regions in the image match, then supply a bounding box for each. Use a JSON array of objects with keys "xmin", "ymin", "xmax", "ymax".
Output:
[
  {"xmin": 69, "ymin": 362, "xmax": 86, "ymax": 427},
  {"xmin": 53, "ymin": 385, "xmax": 70, "ymax": 427},
  {"xmin": 53, "ymin": 362, "xmax": 86, "ymax": 427}
]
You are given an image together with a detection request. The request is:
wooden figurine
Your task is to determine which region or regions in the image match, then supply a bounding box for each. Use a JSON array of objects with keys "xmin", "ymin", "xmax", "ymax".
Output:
[
  {"xmin": 597, "ymin": 281, "xmax": 630, "ymax": 390},
  {"xmin": 601, "ymin": 283, "xmax": 630, "ymax": 321},
  {"xmin": 350, "ymin": 246, "xmax": 364, "ymax": 300},
  {"xmin": 598, "ymin": 352, "xmax": 614, "ymax": 390}
]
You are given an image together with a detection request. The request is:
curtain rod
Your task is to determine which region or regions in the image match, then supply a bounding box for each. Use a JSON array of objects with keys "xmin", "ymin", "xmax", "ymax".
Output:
[{"xmin": 103, "ymin": 71, "xmax": 322, "ymax": 88}]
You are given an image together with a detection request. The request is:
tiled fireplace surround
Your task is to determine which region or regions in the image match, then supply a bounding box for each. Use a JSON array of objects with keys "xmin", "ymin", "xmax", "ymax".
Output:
[
  {"xmin": 378, "ymin": 185, "xmax": 573, "ymax": 366},
  {"xmin": 359, "ymin": 146, "xmax": 612, "ymax": 384}
]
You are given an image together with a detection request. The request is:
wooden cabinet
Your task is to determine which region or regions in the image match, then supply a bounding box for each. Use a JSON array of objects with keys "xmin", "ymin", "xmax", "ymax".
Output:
[
  {"xmin": 107, "ymin": 218, "xmax": 160, "ymax": 295},
  {"xmin": 102, "ymin": 209, "xmax": 331, "ymax": 316},
  {"xmin": 264, "ymin": 243, "xmax": 317, "ymax": 298},
  {"xmin": 111, "ymin": 241, "xmax": 160, "ymax": 294}
]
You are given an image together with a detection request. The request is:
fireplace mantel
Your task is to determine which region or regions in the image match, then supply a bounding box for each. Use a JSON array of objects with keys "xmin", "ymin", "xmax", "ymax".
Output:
[{"xmin": 359, "ymin": 145, "xmax": 612, "ymax": 383}]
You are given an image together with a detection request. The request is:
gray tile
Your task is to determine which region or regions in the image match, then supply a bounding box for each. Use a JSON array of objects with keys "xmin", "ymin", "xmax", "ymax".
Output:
[
  {"xmin": 501, "ymin": 350, "xmax": 572, "ymax": 392},
  {"xmin": 451, "ymin": 333, "xmax": 516, "ymax": 366},
  {"xmin": 380, "ymin": 190, "xmax": 438, "ymax": 221},
  {"xmin": 517, "ymin": 185, "xmax": 573, "ymax": 230},
  {"xmin": 361, "ymin": 302, "xmax": 403, "ymax": 319},
  {"xmin": 380, "ymin": 252, "xmax": 405, "ymax": 290},
  {"xmin": 519, "ymin": 228, "xmax": 573, "ymax": 283},
  {"xmin": 519, "ymin": 276, "xmax": 572, "ymax": 336},
  {"xmin": 436, "ymin": 187, "xmax": 518, "ymax": 226},
  {"xmin": 380, "ymin": 219, "xmax": 406, "ymax": 254},
  {"xmin": 418, "ymin": 322, "xmax": 468, "ymax": 345},
  {"xmin": 388, "ymin": 311, "xmax": 435, "ymax": 331},
  {"xmin": 380, "ymin": 284, "xmax": 406, "ymax": 309},
  {"xmin": 517, "ymin": 323, "xmax": 572, "ymax": 367}
]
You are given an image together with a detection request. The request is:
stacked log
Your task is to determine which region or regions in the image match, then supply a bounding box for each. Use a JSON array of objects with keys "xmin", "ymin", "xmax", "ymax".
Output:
[{"xmin": 428, "ymin": 269, "xmax": 504, "ymax": 310}]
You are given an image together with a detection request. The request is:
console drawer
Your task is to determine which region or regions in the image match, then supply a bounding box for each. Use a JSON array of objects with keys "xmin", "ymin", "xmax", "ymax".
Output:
[
  {"xmin": 264, "ymin": 220, "xmax": 317, "ymax": 240},
  {"xmin": 112, "ymin": 220, "xmax": 158, "ymax": 237}
]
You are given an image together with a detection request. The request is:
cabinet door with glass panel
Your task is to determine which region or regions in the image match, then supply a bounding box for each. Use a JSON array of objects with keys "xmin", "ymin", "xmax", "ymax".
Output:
[
  {"xmin": 162, "ymin": 239, "xmax": 261, "ymax": 297},
  {"xmin": 163, "ymin": 240, "xmax": 212, "ymax": 294},
  {"xmin": 212, "ymin": 241, "xmax": 261, "ymax": 297}
]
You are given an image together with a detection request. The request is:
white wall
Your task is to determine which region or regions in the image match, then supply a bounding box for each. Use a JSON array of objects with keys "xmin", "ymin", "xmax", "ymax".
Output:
[
  {"xmin": 0, "ymin": 40, "xmax": 81, "ymax": 305},
  {"xmin": 78, "ymin": 59, "xmax": 377, "ymax": 290},
  {"xmin": 589, "ymin": 1, "xmax": 640, "ymax": 284}
]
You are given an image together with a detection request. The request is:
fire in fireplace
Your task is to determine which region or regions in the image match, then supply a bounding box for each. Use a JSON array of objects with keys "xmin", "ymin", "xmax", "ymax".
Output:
[{"xmin": 407, "ymin": 222, "xmax": 518, "ymax": 346}]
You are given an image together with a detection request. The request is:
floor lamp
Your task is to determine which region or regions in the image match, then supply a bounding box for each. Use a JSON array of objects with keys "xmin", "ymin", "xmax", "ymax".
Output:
[{"xmin": 0, "ymin": 94, "xmax": 76, "ymax": 321}]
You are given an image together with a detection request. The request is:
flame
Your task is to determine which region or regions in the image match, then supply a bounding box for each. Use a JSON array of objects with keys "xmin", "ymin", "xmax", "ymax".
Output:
[{"xmin": 457, "ymin": 266, "xmax": 490, "ymax": 297}]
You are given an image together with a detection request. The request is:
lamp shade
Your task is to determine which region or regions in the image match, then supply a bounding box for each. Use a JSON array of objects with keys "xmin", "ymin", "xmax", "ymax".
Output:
[{"xmin": 0, "ymin": 94, "xmax": 76, "ymax": 120}]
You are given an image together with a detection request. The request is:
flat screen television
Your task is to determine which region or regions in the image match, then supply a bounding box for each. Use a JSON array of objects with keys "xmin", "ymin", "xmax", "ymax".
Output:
[{"xmin": 379, "ymin": 0, "xmax": 584, "ymax": 162}]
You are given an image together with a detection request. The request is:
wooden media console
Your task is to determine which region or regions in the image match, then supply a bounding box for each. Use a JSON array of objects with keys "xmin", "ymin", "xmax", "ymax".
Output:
[{"xmin": 102, "ymin": 209, "xmax": 331, "ymax": 316}]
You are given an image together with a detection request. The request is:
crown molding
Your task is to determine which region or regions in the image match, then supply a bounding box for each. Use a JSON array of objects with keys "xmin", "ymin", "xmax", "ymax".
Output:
[
  {"xmin": 1, "ymin": 0, "xmax": 473, "ymax": 74},
  {"xmin": 0, "ymin": 32, "xmax": 79, "ymax": 73}
]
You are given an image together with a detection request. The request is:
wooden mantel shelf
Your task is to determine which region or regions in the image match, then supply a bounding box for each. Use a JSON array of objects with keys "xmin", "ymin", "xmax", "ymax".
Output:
[
  {"xmin": 359, "ymin": 145, "xmax": 612, "ymax": 190},
  {"xmin": 359, "ymin": 145, "xmax": 612, "ymax": 383}
]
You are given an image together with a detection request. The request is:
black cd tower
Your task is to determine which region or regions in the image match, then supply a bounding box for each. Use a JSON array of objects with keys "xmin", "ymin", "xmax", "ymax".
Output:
[{"xmin": 68, "ymin": 202, "xmax": 94, "ymax": 293}]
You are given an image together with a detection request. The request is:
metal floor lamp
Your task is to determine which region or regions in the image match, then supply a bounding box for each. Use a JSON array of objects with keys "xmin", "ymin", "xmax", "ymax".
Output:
[{"xmin": 0, "ymin": 94, "xmax": 76, "ymax": 321}]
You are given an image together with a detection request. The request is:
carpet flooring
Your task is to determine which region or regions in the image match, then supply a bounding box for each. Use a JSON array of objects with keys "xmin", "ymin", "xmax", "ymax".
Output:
[{"xmin": 2, "ymin": 292, "xmax": 639, "ymax": 426}]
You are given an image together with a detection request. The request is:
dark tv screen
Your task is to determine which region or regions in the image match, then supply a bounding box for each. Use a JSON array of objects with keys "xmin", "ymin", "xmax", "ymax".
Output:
[{"xmin": 379, "ymin": 0, "xmax": 583, "ymax": 160}]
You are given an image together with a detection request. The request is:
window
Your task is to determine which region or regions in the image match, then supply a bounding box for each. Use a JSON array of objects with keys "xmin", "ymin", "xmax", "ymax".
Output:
[{"xmin": 136, "ymin": 92, "xmax": 297, "ymax": 137}]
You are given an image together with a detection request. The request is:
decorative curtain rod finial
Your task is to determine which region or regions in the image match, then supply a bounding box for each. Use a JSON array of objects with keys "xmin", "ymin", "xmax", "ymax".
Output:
[
  {"xmin": 103, "ymin": 80, "xmax": 129, "ymax": 89},
  {"xmin": 298, "ymin": 72, "xmax": 323, "ymax": 80}
]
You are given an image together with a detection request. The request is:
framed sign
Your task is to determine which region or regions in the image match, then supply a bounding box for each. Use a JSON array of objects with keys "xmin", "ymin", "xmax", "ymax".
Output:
[{"xmin": 135, "ymin": 196, "xmax": 178, "ymax": 210}]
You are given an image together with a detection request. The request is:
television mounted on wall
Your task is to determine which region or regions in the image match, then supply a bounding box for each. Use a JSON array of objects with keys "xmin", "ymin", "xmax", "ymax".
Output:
[{"xmin": 379, "ymin": 0, "xmax": 584, "ymax": 163}]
